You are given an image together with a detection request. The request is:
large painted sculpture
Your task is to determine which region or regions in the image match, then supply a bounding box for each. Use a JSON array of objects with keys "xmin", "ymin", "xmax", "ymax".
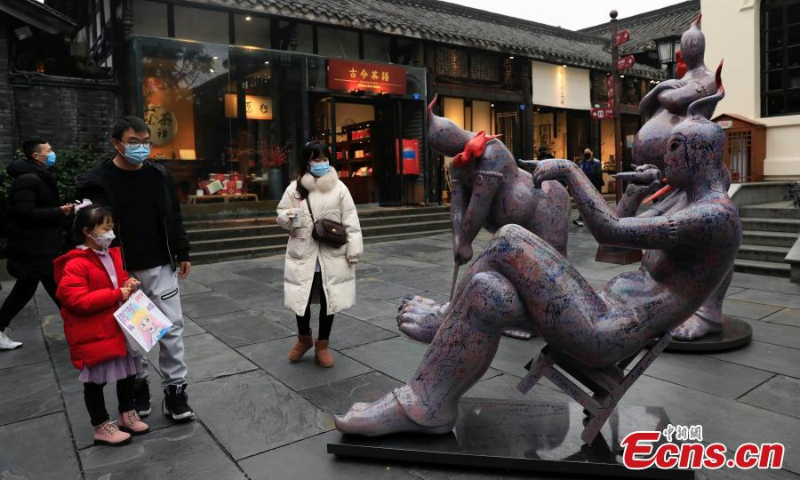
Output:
[
  {"xmin": 617, "ymin": 16, "xmax": 734, "ymax": 341},
  {"xmin": 335, "ymin": 73, "xmax": 741, "ymax": 438},
  {"xmin": 398, "ymin": 97, "xmax": 570, "ymax": 343}
]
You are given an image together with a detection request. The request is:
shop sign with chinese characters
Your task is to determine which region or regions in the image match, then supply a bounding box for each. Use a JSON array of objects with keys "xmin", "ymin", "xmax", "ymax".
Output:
[
  {"xmin": 224, "ymin": 94, "xmax": 273, "ymax": 120},
  {"xmin": 328, "ymin": 59, "xmax": 407, "ymax": 95}
]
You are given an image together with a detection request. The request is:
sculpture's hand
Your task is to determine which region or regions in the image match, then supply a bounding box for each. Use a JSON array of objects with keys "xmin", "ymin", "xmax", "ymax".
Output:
[
  {"xmin": 615, "ymin": 165, "xmax": 663, "ymax": 199},
  {"xmin": 532, "ymin": 159, "xmax": 576, "ymax": 189}
]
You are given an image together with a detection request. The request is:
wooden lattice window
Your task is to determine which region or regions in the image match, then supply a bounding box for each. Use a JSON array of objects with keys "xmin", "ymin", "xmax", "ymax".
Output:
[{"xmin": 762, "ymin": 0, "xmax": 800, "ymax": 116}]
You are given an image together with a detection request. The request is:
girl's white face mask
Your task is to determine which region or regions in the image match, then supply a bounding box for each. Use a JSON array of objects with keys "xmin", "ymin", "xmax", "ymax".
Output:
[{"xmin": 91, "ymin": 230, "xmax": 116, "ymax": 250}]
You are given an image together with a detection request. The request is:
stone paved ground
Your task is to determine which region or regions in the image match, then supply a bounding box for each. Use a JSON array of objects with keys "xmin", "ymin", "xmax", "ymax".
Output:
[{"xmin": 1, "ymin": 225, "xmax": 799, "ymax": 480}]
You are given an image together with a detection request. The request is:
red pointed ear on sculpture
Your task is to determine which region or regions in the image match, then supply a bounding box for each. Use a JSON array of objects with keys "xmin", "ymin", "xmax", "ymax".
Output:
[
  {"xmin": 692, "ymin": 13, "xmax": 701, "ymax": 29},
  {"xmin": 464, "ymin": 131, "xmax": 503, "ymax": 158}
]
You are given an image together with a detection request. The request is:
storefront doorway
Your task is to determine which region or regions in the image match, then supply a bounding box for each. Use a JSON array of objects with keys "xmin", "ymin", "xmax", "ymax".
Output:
[{"xmin": 311, "ymin": 95, "xmax": 414, "ymax": 206}]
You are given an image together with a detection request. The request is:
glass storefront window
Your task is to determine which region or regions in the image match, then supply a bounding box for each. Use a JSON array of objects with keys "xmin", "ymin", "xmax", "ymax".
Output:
[
  {"xmin": 278, "ymin": 21, "xmax": 313, "ymax": 53},
  {"xmin": 235, "ymin": 14, "xmax": 271, "ymax": 48},
  {"xmin": 137, "ymin": 37, "xmax": 306, "ymax": 203},
  {"xmin": 317, "ymin": 27, "xmax": 359, "ymax": 59},
  {"xmin": 133, "ymin": 0, "xmax": 168, "ymax": 37},
  {"xmin": 174, "ymin": 6, "xmax": 229, "ymax": 44},
  {"xmin": 363, "ymin": 34, "xmax": 391, "ymax": 63}
]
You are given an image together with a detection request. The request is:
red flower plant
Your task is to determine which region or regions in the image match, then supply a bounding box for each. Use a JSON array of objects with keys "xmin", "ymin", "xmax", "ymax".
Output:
[{"xmin": 259, "ymin": 141, "xmax": 289, "ymax": 169}]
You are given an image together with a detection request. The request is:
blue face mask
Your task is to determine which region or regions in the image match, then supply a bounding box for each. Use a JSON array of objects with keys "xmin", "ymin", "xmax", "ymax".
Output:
[
  {"xmin": 44, "ymin": 152, "xmax": 56, "ymax": 167},
  {"xmin": 310, "ymin": 162, "xmax": 330, "ymax": 177},
  {"xmin": 120, "ymin": 143, "xmax": 151, "ymax": 165}
]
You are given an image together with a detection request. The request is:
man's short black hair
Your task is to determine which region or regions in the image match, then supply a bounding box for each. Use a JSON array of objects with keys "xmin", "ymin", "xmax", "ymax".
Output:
[
  {"xmin": 22, "ymin": 138, "xmax": 47, "ymax": 161},
  {"xmin": 112, "ymin": 116, "xmax": 150, "ymax": 141}
]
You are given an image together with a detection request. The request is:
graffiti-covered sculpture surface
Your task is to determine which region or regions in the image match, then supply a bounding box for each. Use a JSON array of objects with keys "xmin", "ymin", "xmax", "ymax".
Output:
[
  {"xmin": 398, "ymin": 97, "xmax": 570, "ymax": 343},
  {"xmin": 335, "ymin": 72, "xmax": 741, "ymax": 437},
  {"xmin": 621, "ymin": 15, "xmax": 733, "ymax": 341}
]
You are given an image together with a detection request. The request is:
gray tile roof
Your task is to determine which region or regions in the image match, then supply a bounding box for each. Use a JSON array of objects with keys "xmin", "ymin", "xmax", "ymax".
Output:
[
  {"xmin": 581, "ymin": 0, "xmax": 700, "ymax": 55},
  {"xmin": 181, "ymin": 0, "xmax": 664, "ymax": 78}
]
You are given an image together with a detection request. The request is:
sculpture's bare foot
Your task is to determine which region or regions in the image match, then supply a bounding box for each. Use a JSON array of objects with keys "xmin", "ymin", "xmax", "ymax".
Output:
[
  {"xmin": 335, "ymin": 388, "xmax": 455, "ymax": 436},
  {"xmin": 397, "ymin": 301, "xmax": 448, "ymax": 343},
  {"xmin": 670, "ymin": 314, "xmax": 723, "ymax": 341}
]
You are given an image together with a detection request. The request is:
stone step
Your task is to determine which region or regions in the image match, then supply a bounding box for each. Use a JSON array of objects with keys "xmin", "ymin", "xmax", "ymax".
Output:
[
  {"xmin": 736, "ymin": 244, "xmax": 790, "ymax": 263},
  {"xmin": 734, "ymin": 258, "xmax": 791, "ymax": 278},
  {"xmin": 190, "ymin": 219, "xmax": 453, "ymax": 253},
  {"xmin": 184, "ymin": 205, "xmax": 449, "ymax": 229},
  {"xmin": 740, "ymin": 217, "xmax": 800, "ymax": 234},
  {"xmin": 186, "ymin": 212, "xmax": 451, "ymax": 242},
  {"xmin": 191, "ymin": 228, "xmax": 451, "ymax": 265},
  {"xmin": 741, "ymin": 230, "xmax": 798, "ymax": 248},
  {"xmin": 739, "ymin": 201, "xmax": 800, "ymax": 220}
]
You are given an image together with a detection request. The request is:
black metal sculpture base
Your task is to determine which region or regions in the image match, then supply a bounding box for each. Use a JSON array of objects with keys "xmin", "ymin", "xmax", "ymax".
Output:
[
  {"xmin": 595, "ymin": 244, "xmax": 643, "ymax": 265},
  {"xmin": 328, "ymin": 398, "xmax": 694, "ymax": 480},
  {"xmin": 664, "ymin": 316, "xmax": 752, "ymax": 352}
]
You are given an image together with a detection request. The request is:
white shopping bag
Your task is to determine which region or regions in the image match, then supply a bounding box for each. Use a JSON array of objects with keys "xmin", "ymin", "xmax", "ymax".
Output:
[{"xmin": 114, "ymin": 290, "xmax": 173, "ymax": 355}]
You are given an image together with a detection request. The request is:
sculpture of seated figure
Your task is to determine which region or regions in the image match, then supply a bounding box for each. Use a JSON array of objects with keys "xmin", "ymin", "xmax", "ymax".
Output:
[
  {"xmin": 399, "ymin": 97, "xmax": 570, "ymax": 343},
  {"xmin": 336, "ymin": 77, "xmax": 740, "ymax": 437}
]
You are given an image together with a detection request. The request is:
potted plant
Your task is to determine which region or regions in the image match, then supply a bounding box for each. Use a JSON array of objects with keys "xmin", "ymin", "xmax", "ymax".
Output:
[{"xmin": 259, "ymin": 141, "xmax": 289, "ymax": 200}]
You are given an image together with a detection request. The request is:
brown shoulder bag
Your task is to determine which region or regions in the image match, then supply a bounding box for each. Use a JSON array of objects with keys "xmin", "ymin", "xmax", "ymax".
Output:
[{"xmin": 306, "ymin": 196, "xmax": 348, "ymax": 247}]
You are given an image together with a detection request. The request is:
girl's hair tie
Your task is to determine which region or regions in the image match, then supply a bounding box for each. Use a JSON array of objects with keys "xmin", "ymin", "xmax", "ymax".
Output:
[{"xmin": 73, "ymin": 199, "xmax": 93, "ymax": 213}]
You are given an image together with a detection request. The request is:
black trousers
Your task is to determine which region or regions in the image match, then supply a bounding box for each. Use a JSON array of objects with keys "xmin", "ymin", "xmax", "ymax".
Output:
[
  {"xmin": 296, "ymin": 272, "xmax": 335, "ymax": 340},
  {"xmin": 0, "ymin": 276, "xmax": 59, "ymax": 331},
  {"xmin": 83, "ymin": 375, "xmax": 137, "ymax": 427}
]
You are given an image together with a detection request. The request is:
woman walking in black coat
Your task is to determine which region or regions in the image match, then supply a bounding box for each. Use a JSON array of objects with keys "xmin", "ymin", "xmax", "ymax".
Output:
[{"xmin": 0, "ymin": 139, "xmax": 73, "ymax": 350}]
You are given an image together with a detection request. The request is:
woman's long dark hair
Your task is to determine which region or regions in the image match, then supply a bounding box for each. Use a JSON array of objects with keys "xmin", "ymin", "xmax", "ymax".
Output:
[{"xmin": 295, "ymin": 141, "xmax": 330, "ymax": 200}]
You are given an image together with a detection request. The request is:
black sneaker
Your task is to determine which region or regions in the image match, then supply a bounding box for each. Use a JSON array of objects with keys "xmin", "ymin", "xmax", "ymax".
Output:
[
  {"xmin": 163, "ymin": 384, "xmax": 195, "ymax": 422},
  {"xmin": 572, "ymin": 219, "xmax": 584, "ymax": 227},
  {"xmin": 134, "ymin": 380, "xmax": 152, "ymax": 417}
]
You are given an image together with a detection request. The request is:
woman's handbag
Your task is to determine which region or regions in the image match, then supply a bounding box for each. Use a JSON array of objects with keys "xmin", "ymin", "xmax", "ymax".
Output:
[{"xmin": 305, "ymin": 197, "xmax": 348, "ymax": 247}]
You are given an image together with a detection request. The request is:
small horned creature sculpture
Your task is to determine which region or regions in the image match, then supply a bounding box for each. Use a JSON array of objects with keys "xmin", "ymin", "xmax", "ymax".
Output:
[
  {"xmin": 335, "ymin": 72, "xmax": 740, "ymax": 437},
  {"xmin": 397, "ymin": 95, "xmax": 570, "ymax": 344}
]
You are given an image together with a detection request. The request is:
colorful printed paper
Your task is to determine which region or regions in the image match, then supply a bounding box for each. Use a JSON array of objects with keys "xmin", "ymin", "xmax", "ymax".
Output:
[{"xmin": 114, "ymin": 291, "xmax": 173, "ymax": 354}]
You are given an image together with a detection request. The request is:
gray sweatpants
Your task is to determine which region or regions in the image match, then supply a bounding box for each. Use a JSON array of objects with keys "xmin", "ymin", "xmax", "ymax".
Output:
[{"xmin": 132, "ymin": 264, "xmax": 187, "ymax": 387}]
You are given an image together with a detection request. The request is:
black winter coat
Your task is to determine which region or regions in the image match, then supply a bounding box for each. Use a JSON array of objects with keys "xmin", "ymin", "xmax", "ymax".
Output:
[
  {"xmin": 5, "ymin": 160, "xmax": 65, "ymax": 279},
  {"xmin": 75, "ymin": 159, "xmax": 190, "ymax": 271}
]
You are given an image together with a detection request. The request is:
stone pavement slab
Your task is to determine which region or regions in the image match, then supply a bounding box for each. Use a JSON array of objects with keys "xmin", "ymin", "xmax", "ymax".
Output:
[
  {"xmin": 722, "ymin": 299, "xmax": 783, "ymax": 320},
  {"xmin": 643, "ymin": 351, "xmax": 775, "ymax": 399},
  {"xmin": 273, "ymin": 310, "xmax": 398, "ymax": 350},
  {"xmin": 0, "ymin": 360, "xmax": 61, "ymax": 427},
  {"xmin": 191, "ymin": 370, "xmax": 329, "ymax": 459},
  {"xmin": 710, "ymin": 340, "xmax": 800, "ymax": 379},
  {"xmin": 750, "ymin": 318, "xmax": 800, "ymax": 349},
  {"xmin": 81, "ymin": 422, "xmax": 246, "ymax": 480},
  {"xmin": 239, "ymin": 336, "xmax": 372, "ymax": 391},
  {"xmin": 0, "ymin": 413, "xmax": 81, "ymax": 480},
  {"xmin": 0, "ymin": 327, "xmax": 48, "ymax": 370},
  {"xmin": 182, "ymin": 292, "xmax": 247, "ymax": 319},
  {"xmin": 740, "ymin": 375, "xmax": 800, "ymax": 419},
  {"xmin": 193, "ymin": 309, "xmax": 294, "ymax": 348},
  {"xmin": 177, "ymin": 333, "xmax": 258, "ymax": 382},
  {"xmin": 763, "ymin": 308, "xmax": 800, "ymax": 327},
  {"xmin": 240, "ymin": 430, "xmax": 420, "ymax": 480}
]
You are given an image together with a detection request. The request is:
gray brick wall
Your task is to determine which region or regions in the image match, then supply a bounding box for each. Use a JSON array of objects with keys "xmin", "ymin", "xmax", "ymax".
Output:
[
  {"xmin": 0, "ymin": 14, "xmax": 14, "ymax": 163},
  {"xmin": 9, "ymin": 75, "xmax": 119, "ymax": 160}
]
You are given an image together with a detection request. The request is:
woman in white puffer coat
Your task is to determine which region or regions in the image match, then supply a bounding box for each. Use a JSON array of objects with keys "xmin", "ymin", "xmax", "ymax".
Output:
[{"xmin": 276, "ymin": 142, "xmax": 363, "ymax": 368}]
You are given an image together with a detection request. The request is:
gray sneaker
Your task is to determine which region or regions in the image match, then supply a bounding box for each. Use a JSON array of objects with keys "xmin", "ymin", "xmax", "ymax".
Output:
[{"xmin": 0, "ymin": 330, "xmax": 23, "ymax": 350}]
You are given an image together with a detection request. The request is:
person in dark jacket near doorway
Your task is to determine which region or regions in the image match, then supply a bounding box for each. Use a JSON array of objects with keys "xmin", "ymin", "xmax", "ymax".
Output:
[
  {"xmin": 0, "ymin": 139, "xmax": 73, "ymax": 350},
  {"xmin": 573, "ymin": 148, "xmax": 604, "ymax": 227},
  {"xmin": 75, "ymin": 116, "xmax": 194, "ymax": 422}
]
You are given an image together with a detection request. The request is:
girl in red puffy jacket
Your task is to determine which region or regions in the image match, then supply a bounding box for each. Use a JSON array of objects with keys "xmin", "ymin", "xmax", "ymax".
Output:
[{"xmin": 54, "ymin": 203, "xmax": 149, "ymax": 446}]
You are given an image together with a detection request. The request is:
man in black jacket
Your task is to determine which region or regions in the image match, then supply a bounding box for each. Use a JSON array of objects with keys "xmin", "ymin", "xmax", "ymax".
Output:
[
  {"xmin": 76, "ymin": 116, "xmax": 194, "ymax": 422},
  {"xmin": 0, "ymin": 139, "xmax": 73, "ymax": 350}
]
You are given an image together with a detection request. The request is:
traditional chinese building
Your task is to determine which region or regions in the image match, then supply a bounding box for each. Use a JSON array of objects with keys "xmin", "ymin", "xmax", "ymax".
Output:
[{"xmin": 5, "ymin": 0, "xmax": 683, "ymax": 207}]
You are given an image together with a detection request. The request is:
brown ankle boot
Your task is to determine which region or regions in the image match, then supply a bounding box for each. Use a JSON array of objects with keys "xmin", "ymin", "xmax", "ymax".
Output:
[
  {"xmin": 314, "ymin": 339, "xmax": 334, "ymax": 368},
  {"xmin": 287, "ymin": 331, "xmax": 314, "ymax": 362}
]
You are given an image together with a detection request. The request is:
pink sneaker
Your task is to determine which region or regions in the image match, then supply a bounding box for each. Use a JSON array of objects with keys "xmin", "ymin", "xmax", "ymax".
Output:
[
  {"xmin": 93, "ymin": 421, "xmax": 131, "ymax": 446},
  {"xmin": 119, "ymin": 410, "xmax": 150, "ymax": 435}
]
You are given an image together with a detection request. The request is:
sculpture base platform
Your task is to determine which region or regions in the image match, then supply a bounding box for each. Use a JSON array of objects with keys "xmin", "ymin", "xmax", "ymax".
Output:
[
  {"xmin": 328, "ymin": 398, "xmax": 693, "ymax": 480},
  {"xmin": 663, "ymin": 316, "xmax": 752, "ymax": 352},
  {"xmin": 595, "ymin": 245, "xmax": 643, "ymax": 265}
]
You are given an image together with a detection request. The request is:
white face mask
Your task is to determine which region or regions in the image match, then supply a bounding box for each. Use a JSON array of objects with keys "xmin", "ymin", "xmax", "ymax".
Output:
[{"xmin": 90, "ymin": 230, "xmax": 116, "ymax": 250}]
